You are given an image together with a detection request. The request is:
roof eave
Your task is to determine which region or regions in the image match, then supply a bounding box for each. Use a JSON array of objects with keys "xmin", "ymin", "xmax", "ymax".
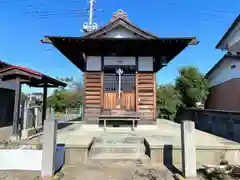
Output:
[
  {"xmin": 216, "ymin": 15, "xmax": 240, "ymax": 50},
  {"xmin": 41, "ymin": 37, "xmax": 52, "ymax": 44}
]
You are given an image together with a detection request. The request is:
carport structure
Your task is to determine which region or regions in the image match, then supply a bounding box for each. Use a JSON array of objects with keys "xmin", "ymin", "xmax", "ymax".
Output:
[{"xmin": 0, "ymin": 65, "xmax": 66, "ymax": 139}]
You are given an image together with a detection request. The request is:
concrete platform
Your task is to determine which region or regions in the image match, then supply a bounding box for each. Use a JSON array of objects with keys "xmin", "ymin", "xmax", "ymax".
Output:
[{"xmin": 26, "ymin": 119, "xmax": 240, "ymax": 166}]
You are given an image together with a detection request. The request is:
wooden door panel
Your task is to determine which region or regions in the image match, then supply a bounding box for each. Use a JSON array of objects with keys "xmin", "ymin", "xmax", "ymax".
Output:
[
  {"xmin": 104, "ymin": 92, "xmax": 117, "ymax": 109},
  {"xmin": 120, "ymin": 92, "xmax": 135, "ymax": 110},
  {"xmin": 104, "ymin": 92, "xmax": 136, "ymax": 110}
]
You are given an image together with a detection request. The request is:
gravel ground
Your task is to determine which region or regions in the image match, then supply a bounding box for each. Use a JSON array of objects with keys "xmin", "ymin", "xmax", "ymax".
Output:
[
  {"xmin": 0, "ymin": 163, "xmax": 174, "ymax": 180},
  {"xmin": 0, "ymin": 126, "xmax": 12, "ymax": 141},
  {"xmin": 0, "ymin": 170, "xmax": 40, "ymax": 180},
  {"xmin": 61, "ymin": 162, "xmax": 174, "ymax": 180}
]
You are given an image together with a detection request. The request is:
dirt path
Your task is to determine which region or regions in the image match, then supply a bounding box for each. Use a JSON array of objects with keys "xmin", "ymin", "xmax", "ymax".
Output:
[
  {"xmin": 61, "ymin": 163, "xmax": 174, "ymax": 180},
  {"xmin": 0, "ymin": 126, "xmax": 12, "ymax": 141}
]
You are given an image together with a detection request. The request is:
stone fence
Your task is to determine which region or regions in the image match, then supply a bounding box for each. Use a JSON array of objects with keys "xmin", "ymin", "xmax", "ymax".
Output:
[{"xmin": 181, "ymin": 108, "xmax": 240, "ymax": 143}]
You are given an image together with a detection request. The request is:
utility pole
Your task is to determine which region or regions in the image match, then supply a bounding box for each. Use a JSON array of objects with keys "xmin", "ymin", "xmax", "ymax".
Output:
[
  {"xmin": 88, "ymin": 0, "xmax": 94, "ymax": 26},
  {"xmin": 82, "ymin": 0, "xmax": 98, "ymax": 33}
]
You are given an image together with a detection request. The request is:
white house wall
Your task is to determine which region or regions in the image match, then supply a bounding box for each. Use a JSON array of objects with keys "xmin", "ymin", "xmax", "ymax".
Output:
[
  {"xmin": 228, "ymin": 25, "xmax": 240, "ymax": 49},
  {"xmin": 218, "ymin": 22, "xmax": 240, "ymax": 50},
  {"xmin": 229, "ymin": 41, "xmax": 240, "ymax": 53},
  {"xmin": 208, "ymin": 57, "xmax": 240, "ymax": 87}
]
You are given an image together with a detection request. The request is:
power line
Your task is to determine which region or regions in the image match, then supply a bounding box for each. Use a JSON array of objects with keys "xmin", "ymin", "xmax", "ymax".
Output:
[{"xmin": 1, "ymin": 0, "xmax": 238, "ymax": 26}]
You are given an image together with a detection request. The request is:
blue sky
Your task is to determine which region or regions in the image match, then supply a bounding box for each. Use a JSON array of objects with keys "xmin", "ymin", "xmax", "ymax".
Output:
[{"xmin": 0, "ymin": 0, "xmax": 239, "ymax": 94}]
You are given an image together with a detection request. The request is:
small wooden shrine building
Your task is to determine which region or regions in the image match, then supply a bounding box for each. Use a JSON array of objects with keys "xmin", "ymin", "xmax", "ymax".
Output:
[{"xmin": 42, "ymin": 9, "xmax": 198, "ymax": 123}]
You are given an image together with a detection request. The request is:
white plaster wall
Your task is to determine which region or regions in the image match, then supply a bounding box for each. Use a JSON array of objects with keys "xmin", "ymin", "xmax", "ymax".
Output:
[
  {"xmin": 229, "ymin": 41, "xmax": 240, "ymax": 53},
  {"xmin": 0, "ymin": 150, "xmax": 42, "ymax": 171},
  {"xmin": 0, "ymin": 80, "xmax": 16, "ymax": 90},
  {"xmin": 86, "ymin": 56, "xmax": 101, "ymax": 71},
  {"xmin": 104, "ymin": 56, "xmax": 136, "ymax": 66},
  {"xmin": 229, "ymin": 25, "xmax": 240, "ymax": 48},
  {"xmin": 138, "ymin": 57, "xmax": 153, "ymax": 71},
  {"xmin": 102, "ymin": 26, "xmax": 141, "ymax": 38},
  {"xmin": 208, "ymin": 57, "xmax": 240, "ymax": 87},
  {"xmin": 0, "ymin": 147, "xmax": 64, "ymax": 171},
  {"xmin": 219, "ymin": 22, "xmax": 240, "ymax": 50}
]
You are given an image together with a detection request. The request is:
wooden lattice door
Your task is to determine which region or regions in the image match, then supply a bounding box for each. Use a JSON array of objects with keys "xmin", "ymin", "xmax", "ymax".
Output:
[{"xmin": 103, "ymin": 72, "xmax": 136, "ymax": 110}]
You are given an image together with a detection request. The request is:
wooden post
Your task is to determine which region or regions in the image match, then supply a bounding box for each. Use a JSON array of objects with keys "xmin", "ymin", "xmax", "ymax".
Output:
[
  {"xmin": 42, "ymin": 85, "xmax": 47, "ymax": 127},
  {"xmin": 153, "ymin": 72, "xmax": 157, "ymax": 120},
  {"xmin": 135, "ymin": 72, "xmax": 139, "ymax": 112},
  {"xmin": 100, "ymin": 71, "xmax": 104, "ymax": 112},
  {"xmin": 12, "ymin": 77, "xmax": 21, "ymax": 140}
]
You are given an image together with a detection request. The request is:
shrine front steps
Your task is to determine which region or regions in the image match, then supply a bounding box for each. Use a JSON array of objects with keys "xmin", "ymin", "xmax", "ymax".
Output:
[
  {"xmin": 87, "ymin": 153, "xmax": 150, "ymax": 165},
  {"xmin": 87, "ymin": 135, "xmax": 150, "ymax": 165}
]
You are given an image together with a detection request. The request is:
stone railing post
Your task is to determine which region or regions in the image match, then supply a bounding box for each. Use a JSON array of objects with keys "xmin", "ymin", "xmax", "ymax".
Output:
[
  {"xmin": 41, "ymin": 108, "xmax": 57, "ymax": 178},
  {"xmin": 181, "ymin": 110, "xmax": 197, "ymax": 178},
  {"xmin": 22, "ymin": 100, "xmax": 28, "ymax": 130}
]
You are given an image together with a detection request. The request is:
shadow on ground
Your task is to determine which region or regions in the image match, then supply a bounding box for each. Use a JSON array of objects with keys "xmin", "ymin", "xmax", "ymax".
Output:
[
  {"xmin": 163, "ymin": 144, "xmax": 183, "ymax": 176},
  {"xmin": 57, "ymin": 116, "xmax": 82, "ymax": 130}
]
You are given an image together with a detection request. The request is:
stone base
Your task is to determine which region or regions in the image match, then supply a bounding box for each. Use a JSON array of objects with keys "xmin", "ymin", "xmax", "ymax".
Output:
[
  {"xmin": 21, "ymin": 127, "xmax": 43, "ymax": 140},
  {"xmin": 9, "ymin": 135, "xmax": 20, "ymax": 141}
]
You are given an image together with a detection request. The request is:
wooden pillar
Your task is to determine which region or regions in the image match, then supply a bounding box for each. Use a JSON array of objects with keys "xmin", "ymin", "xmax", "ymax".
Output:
[
  {"xmin": 12, "ymin": 77, "xmax": 21, "ymax": 139},
  {"xmin": 101, "ymin": 55, "xmax": 104, "ymax": 112},
  {"xmin": 135, "ymin": 56, "xmax": 139, "ymax": 112},
  {"xmin": 100, "ymin": 71, "xmax": 104, "ymax": 112},
  {"xmin": 135, "ymin": 72, "xmax": 139, "ymax": 112},
  {"xmin": 42, "ymin": 85, "xmax": 47, "ymax": 127},
  {"xmin": 153, "ymin": 72, "xmax": 157, "ymax": 120},
  {"xmin": 83, "ymin": 72, "xmax": 86, "ymax": 122}
]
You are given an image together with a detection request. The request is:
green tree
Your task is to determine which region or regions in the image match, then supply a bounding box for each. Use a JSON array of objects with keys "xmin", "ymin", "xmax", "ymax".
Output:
[
  {"xmin": 47, "ymin": 77, "xmax": 83, "ymax": 112},
  {"xmin": 156, "ymin": 84, "xmax": 182, "ymax": 120},
  {"xmin": 175, "ymin": 66, "xmax": 209, "ymax": 108}
]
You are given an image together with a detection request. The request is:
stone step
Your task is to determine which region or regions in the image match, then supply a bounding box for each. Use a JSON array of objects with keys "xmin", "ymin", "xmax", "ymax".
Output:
[
  {"xmin": 89, "ymin": 144, "xmax": 146, "ymax": 155},
  {"xmin": 94, "ymin": 136, "xmax": 145, "ymax": 144},
  {"xmin": 88, "ymin": 153, "xmax": 150, "ymax": 165}
]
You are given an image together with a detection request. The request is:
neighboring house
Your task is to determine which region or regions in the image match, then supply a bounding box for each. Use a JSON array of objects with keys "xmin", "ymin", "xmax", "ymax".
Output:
[
  {"xmin": 216, "ymin": 15, "xmax": 240, "ymax": 54},
  {"xmin": 29, "ymin": 92, "xmax": 43, "ymax": 102},
  {"xmin": 205, "ymin": 15, "xmax": 240, "ymax": 111}
]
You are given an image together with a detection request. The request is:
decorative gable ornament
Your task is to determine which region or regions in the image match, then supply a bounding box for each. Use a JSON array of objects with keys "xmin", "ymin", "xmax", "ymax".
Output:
[{"xmin": 111, "ymin": 9, "xmax": 129, "ymax": 22}]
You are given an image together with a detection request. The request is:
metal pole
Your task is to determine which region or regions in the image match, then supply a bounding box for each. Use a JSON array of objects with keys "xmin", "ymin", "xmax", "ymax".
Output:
[
  {"xmin": 118, "ymin": 71, "xmax": 121, "ymax": 104},
  {"xmin": 116, "ymin": 68, "xmax": 123, "ymax": 107}
]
